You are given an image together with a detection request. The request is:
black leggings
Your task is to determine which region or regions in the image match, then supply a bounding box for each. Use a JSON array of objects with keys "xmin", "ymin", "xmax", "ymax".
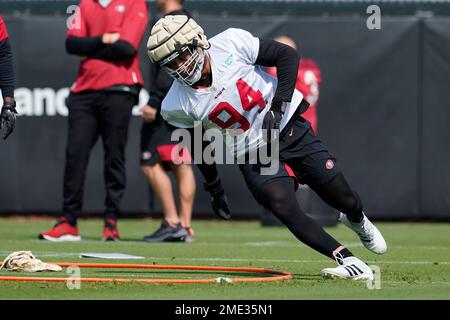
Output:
[
  {"xmin": 309, "ymin": 173, "xmax": 364, "ymax": 223},
  {"xmin": 259, "ymin": 178, "xmax": 347, "ymax": 259}
]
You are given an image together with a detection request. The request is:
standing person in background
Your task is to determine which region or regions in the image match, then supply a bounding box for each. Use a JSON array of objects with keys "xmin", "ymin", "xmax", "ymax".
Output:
[
  {"xmin": 39, "ymin": 0, "xmax": 148, "ymax": 241},
  {"xmin": 0, "ymin": 16, "xmax": 17, "ymax": 140},
  {"xmin": 140, "ymin": 0, "xmax": 196, "ymax": 243},
  {"xmin": 268, "ymin": 36, "xmax": 321, "ymax": 134}
]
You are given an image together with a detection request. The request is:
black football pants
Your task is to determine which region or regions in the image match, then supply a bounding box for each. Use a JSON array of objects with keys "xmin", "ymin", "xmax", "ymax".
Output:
[{"xmin": 63, "ymin": 91, "xmax": 135, "ymax": 224}]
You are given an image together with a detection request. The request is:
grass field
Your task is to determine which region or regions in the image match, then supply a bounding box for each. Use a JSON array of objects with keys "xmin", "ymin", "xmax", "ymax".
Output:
[{"xmin": 0, "ymin": 218, "xmax": 449, "ymax": 300}]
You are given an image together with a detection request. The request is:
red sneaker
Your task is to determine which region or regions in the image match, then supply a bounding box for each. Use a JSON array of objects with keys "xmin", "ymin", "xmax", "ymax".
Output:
[
  {"xmin": 39, "ymin": 218, "xmax": 81, "ymax": 242},
  {"xmin": 103, "ymin": 218, "xmax": 120, "ymax": 241}
]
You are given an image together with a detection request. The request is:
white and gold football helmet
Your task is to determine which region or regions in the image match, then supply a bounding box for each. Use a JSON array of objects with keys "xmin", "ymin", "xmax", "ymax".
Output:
[{"xmin": 147, "ymin": 15, "xmax": 210, "ymax": 86}]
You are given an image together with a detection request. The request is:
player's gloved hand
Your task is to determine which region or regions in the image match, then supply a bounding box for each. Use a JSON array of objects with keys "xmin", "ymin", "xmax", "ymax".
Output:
[
  {"xmin": 262, "ymin": 109, "xmax": 283, "ymax": 131},
  {"xmin": 0, "ymin": 99, "xmax": 18, "ymax": 140},
  {"xmin": 262, "ymin": 98, "xmax": 286, "ymax": 142},
  {"xmin": 204, "ymin": 179, "xmax": 231, "ymax": 220}
]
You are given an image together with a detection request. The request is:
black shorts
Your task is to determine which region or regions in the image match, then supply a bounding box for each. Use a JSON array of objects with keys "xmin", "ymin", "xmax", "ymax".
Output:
[
  {"xmin": 240, "ymin": 101, "xmax": 340, "ymax": 205},
  {"xmin": 280, "ymin": 116, "xmax": 339, "ymax": 187},
  {"xmin": 140, "ymin": 116, "xmax": 178, "ymax": 167}
]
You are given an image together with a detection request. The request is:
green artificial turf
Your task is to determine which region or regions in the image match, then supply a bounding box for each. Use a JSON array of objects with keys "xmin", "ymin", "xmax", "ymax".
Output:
[{"xmin": 0, "ymin": 218, "xmax": 449, "ymax": 299}]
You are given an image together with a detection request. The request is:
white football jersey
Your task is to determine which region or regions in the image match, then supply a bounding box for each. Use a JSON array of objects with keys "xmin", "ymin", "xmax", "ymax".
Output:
[{"xmin": 161, "ymin": 28, "xmax": 304, "ymax": 157}]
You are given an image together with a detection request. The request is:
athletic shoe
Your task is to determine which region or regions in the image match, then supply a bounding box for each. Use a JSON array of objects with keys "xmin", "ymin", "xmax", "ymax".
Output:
[
  {"xmin": 184, "ymin": 227, "xmax": 195, "ymax": 243},
  {"xmin": 102, "ymin": 218, "xmax": 120, "ymax": 241},
  {"xmin": 339, "ymin": 212, "xmax": 387, "ymax": 254},
  {"xmin": 39, "ymin": 218, "xmax": 81, "ymax": 242},
  {"xmin": 321, "ymin": 256, "xmax": 374, "ymax": 281},
  {"xmin": 143, "ymin": 221, "xmax": 188, "ymax": 242}
]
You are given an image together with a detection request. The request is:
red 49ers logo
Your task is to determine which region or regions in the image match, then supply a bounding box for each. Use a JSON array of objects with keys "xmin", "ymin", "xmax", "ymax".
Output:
[
  {"xmin": 326, "ymin": 160, "xmax": 334, "ymax": 170},
  {"xmin": 208, "ymin": 79, "xmax": 267, "ymax": 132}
]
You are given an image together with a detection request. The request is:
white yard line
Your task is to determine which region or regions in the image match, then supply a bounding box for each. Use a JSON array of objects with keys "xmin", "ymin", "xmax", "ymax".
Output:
[
  {"xmin": 243, "ymin": 241, "xmax": 450, "ymax": 250},
  {"xmin": 1, "ymin": 251, "xmax": 449, "ymax": 266},
  {"xmin": 143, "ymin": 256, "xmax": 450, "ymax": 265},
  {"xmin": 2, "ymin": 239, "xmax": 450, "ymax": 251}
]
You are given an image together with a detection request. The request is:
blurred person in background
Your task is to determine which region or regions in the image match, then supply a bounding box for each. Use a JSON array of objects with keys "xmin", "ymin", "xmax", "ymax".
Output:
[
  {"xmin": 268, "ymin": 36, "xmax": 321, "ymax": 134},
  {"xmin": 140, "ymin": 0, "xmax": 196, "ymax": 243},
  {"xmin": 265, "ymin": 35, "xmax": 321, "ymax": 228},
  {"xmin": 39, "ymin": 0, "xmax": 148, "ymax": 241},
  {"xmin": 0, "ymin": 16, "xmax": 17, "ymax": 140}
]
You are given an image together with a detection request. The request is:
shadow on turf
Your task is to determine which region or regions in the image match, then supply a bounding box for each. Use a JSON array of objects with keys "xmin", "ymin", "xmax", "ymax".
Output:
[{"xmin": 291, "ymin": 273, "xmax": 325, "ymax": 280}]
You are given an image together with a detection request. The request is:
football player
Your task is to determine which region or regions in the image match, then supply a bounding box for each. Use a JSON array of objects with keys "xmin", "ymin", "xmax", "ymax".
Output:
[{"xmin": 147, "ymin": 16, "xmax": 387, "ymax": 280}]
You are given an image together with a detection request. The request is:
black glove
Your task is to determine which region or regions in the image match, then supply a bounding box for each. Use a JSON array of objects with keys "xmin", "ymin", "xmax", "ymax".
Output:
[
  {"xmin": 262, "ymin": 98, "xmax": 286, "ymax": 142},
  {"xmin": 0, "ymin": 99, "xmax": 17, "ymax": 140},
  {"xmin": 204, "ymin": 179, "xmax": 231, "ymax": 220}
]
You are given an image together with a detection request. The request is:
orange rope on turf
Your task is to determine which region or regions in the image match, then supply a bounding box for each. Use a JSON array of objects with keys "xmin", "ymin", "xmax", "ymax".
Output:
[{"xmin": 0, "ymin": 261, "xmax": 293, "ymax": 284}]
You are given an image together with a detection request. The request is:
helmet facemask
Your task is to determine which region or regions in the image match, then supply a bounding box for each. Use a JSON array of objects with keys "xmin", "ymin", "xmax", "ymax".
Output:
[
  {"xmin": 159, "ymin": 44, "xmax": 205, "ymax": 86},
  {"xmin": 148, "ymin": 15, "xmax": 210, "ymax": 85}
]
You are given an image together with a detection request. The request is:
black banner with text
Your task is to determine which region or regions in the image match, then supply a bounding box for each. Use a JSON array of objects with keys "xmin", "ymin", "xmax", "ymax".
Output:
[{"xmin": 1, "ymin": 15, "xmax": 449, "ymax": 219}]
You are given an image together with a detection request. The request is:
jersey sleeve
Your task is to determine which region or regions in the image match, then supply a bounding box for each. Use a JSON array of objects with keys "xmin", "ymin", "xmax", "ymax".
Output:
[
  {"xmin": 219, "ymin": 28, "xmax": 259, "ymax": 65},
  {"xmin": 0, "ymin": 17, "xmax": 15, "ymax": 98}
]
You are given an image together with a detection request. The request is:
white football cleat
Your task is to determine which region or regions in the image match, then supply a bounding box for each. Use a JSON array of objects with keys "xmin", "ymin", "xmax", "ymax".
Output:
[
  {"xmin": 339, "ymin": 213, "xmax": 387, "ymax": 254},
  {"xmin": 321, "ymin": 256, "xmax": 374, "ymax": 281}
]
